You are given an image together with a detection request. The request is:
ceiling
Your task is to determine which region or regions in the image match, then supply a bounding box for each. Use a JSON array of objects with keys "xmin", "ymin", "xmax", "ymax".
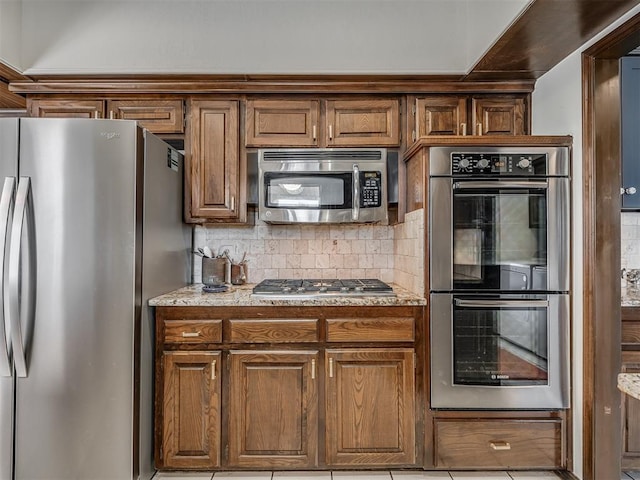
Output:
[{"xmin": 1, "ymin": 0, "xmax": 640, "ymax": 81}]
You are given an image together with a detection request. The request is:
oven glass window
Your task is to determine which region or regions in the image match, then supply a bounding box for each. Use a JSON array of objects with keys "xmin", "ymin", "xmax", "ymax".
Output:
[
  {"xmin": 452, "ymin": 186, "xmax": 547, "ymax": 290},
  {"xmin": 264, "ymin": 172, "xmax": 352, "ymax": 209},
  {"xmin": 453, "ymin": 301, "xmax": 548, "ymax": 386}
]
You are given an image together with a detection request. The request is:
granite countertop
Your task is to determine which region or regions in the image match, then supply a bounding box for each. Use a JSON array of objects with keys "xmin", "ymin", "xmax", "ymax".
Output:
[
  {"xmin": 623, "ymin": 285, "xmax": 640, "ymax": 306},
  {"xmin": 619, "ymin": 373, "xmax": 640, "ymax": 401},
  {"xmin": 149, "ymin": 283, "xmax": 426, "ymax": 307}
]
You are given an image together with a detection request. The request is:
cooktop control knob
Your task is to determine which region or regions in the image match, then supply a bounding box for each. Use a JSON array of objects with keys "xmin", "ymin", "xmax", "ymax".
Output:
[
  {"xmin": 282, "ymin": 286, "xmax": 292, "ymax": 293},
  {"xmin": 517, "ymin": 158, "xmax": 532, "ymax": 169},
  {"xmin": 458, "ymin": 158, "xmax": 470, "ymax": 169},
  {"xmin": 477, "ymin": 158, "xmax": 490, "ymax": 169},
  {"xmin": 340, "ymin": 286, "xmax": 350, "ymax": 293}
]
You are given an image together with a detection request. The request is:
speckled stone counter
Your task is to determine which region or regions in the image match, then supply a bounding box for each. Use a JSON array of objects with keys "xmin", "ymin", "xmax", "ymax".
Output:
[
  {"xmin": 623, "ymin": 285, "xmax": 640, "ymax": 306},
  {"xmin": 149, "ymin": 283, "xmax": 426, "ymax": 307},
  {"xmin": 619, "ymin": 373, "xmax": 640, "ymax": 401}
]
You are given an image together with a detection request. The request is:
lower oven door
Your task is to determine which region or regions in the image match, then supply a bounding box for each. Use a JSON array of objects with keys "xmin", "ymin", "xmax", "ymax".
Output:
[{"xmin": 430, "ymin": 293, "xmax": 569, "ymax": 409}]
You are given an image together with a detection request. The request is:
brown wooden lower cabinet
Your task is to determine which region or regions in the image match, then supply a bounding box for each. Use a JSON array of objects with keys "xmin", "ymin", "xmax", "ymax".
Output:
[
  {"xmin": 160, "ymin": 351, "xmax": 221, "ymax": 469},
  {"xmin": 622, "ymin": 349, "xmax": 640, "ymax": 470},
  {"xmin": 154, "ymin": 305, "xmax": 571, "ymax": 471},
  {"xmin": 622, "ymin": 307, "xmax": 640, "ymax": 470},
  {"xmin": 325, "ymin": 348, "xmax": 415, "ymax": 466},
  {"xmin": 433, "ymin": 418, "xmax": 563, "ymax": 469},
  {"xmin": 228, "ymin": 350, "xmax": 319, "ymax": 468}
]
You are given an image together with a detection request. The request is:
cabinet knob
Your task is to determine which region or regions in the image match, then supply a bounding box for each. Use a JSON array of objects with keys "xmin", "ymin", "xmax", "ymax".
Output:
[
  {"xmin": 329, "ymin": 125, "xmax": 333, "ymax": 140},
  {"xmin": 623, "ymin": 187, "xmax": 637, "ymax": 195},
  {"xmin": 211, "ymin": 360, "xmax": 217, "ymax": 380},
  {"xmin": 328, "ymin": 357, "xmax": 334, "ymax": 378},
  {"xmin": 312, "ymin": 125, "xmax": 317, "ymax": 141},
  {"xmin": 477, "ymin": 123, "xmax": 483, "ymax": 136},
  {"xmin": 460, "ymin": 123, "xmax": 467, "ymax": 136},
  {"xmin": 311, "ymin": 359, "xmax": 316, "ymax": 379}
]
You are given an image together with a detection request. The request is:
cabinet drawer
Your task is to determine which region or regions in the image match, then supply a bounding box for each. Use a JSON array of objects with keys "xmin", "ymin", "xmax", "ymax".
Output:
[
  {"xmin": 434, "ymin": 419, "xmax": 562, "ymax": 469},
  {"xmin": 623, "ymin": 321, "xmax": 640, "ymax": 345},
  {"xmin": 163, "ymin": 320, "xmax": 222, "ymax": 344},
  {"xmin": 229, "ymin": 319, "xmax": 319, "ymax": 343},
  {"xmin": 326, "ymin": 317, "xmax": 414, "ymax": 342}
]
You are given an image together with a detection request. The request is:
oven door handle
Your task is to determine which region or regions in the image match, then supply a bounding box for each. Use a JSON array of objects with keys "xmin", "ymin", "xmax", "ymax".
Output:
[
  {"xmin": 454, "ymin": 299, "xmax": 549, "ymax": 308},
  {"xmin": 452, "ymin": 180, "xmax": 548, "ymax": 190}
]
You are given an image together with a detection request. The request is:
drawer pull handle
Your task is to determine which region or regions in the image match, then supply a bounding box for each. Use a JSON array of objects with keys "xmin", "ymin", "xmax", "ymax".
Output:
[
  {"xmin": 490, "ymin": 441, "xmax": 511, "ymax": 451},
  {"xmin": 311, "ymin": 359, "xmax": 316, "ymax": 379},
  {"xmin": 181, "ymin": 331, "xmax": 201, "ymax": 337},
  {"xmin": 211, "ymin": 360, "xmax": 216, "ymax": 380}
]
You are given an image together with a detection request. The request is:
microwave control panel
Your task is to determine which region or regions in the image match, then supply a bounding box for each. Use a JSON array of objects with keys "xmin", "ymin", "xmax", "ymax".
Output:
[
  {"xmin": 360, "ymin": 171, "xmax": 382, "ymax": 207},
  {"xmin": 451, "ymin": 153, "xmax": 548, "ymax": 175}
]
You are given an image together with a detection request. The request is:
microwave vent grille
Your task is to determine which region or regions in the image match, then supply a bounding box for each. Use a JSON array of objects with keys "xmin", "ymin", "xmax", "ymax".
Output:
[{"xmin": 262, "ymin": 149, "xmax": 384, "ymax": 162}]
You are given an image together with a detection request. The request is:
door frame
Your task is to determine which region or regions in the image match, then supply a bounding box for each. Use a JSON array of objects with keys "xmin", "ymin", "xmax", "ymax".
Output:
[{"xmin": 581, "ymin": 11, "xmax": 640, "ymax": 480}]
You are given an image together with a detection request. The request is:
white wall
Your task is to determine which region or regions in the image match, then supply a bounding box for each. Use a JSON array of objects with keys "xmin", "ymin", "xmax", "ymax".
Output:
[
  {"xmin": 0, "ymin": 0, "xmax": 23, "ymax": 71},
  {"xmin": 17, "ymin": 0, "xmax": 527, "ymax": 75},
  {"xmin": 532, "ymin": 4, "xmax": 640, "ymax": 478}
]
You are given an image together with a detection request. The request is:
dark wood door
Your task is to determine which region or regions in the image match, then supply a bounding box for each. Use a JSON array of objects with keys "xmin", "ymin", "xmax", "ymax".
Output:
[
  {"xmin": 186, "ymin": 99, "xmax": 244, "ymax": 222},
  {"xmin": 107, "ymin": 99, "xmax": 184, "ymax": 133},
  {"xmin": 325, "ymin": 99, "xmax": 400, "ymax": 146},
  {"xmin": 622, "ymin": 350, "xmax": 640, "ymax": 470},
  {"xmin": 28, "ymin": 99, "xmax": 104, "ymax": 118},
  {"xmin": 415, "ymin": 96, "xmax": 467, "ymax": 137},
  {"xmin": 228, "ymin": 350, "xmax": 319, "ymax": 468},
  {"xmin": 160, "ymin": 351, "xmax": 221, "ymax": 469},
  {"xmin": 245, "ymin": 99, "xmax": 320, "ymax": 147},
  {"xmin": 325, "ymin": 348, "xmax": 415, "ymax": 466},
  {"xmin": 472, "ymin": 96, "xmax": 527, "ymax": 135}
]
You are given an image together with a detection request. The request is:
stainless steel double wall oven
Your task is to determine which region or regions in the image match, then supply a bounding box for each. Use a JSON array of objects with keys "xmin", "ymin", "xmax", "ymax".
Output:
[{"xmin": 429, "ymin": 145, "xmax": 571, "ymax": 409}]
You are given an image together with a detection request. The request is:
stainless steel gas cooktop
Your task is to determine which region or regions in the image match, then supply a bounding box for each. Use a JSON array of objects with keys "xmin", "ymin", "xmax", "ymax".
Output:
[{"xmin": 251, "ymin": 278, "xmax": 395, "ymax": 299}]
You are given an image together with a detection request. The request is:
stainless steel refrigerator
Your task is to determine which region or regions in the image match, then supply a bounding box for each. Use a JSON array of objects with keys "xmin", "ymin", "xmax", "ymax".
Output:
[{"xmin": 0, "ymin": 118, "xmax": 192, "ymax": 479}]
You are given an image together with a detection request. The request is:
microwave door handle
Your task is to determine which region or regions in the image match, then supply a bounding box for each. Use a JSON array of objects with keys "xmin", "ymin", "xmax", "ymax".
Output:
[
  {"xmin": 454, "ymin": 299, "xmax": 550, "ymax": 308},
  {"xmin": 352, "ymin": 164, "xmax": 360, "ymax": 221},
  {"xmin": 453, "ymin": 180, "xmax": 548, "ymax": 190}
]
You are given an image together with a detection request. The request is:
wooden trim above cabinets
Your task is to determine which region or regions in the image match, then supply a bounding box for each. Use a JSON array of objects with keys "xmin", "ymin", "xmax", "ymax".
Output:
[{"xmin": 9, "ymin": 75, "xmax": 535, "ymax": 95}]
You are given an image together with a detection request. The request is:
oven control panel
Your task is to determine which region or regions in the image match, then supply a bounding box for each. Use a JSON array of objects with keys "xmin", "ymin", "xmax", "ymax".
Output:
[{"xmin": 451, "ymin": 153, "xmax": 547, "ymax": 175}]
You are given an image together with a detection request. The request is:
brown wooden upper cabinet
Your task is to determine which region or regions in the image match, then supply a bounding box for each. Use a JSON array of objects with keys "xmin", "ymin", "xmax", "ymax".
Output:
[
  {"xmin": 410, "ymin": 94, "xmax": 528, "ymax": 140},
  {"xmin": 28, "ymin": 98, "xmax": 185, "ymax": 134},
  {"xmin": 186, "ymin": 99, "xmax": 246, "ymax": 223},
  {"xmin": 245, "ymin": 98, "xmax": 400, "ymax": 147}
]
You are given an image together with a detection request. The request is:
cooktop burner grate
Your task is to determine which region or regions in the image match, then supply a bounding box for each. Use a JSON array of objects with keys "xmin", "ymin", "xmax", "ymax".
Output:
[{"xmin": 252, "ymin": 278, "xmax": 395, "ymax": 298}]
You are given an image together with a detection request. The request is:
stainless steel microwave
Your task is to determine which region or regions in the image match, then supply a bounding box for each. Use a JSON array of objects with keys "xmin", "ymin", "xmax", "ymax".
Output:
[{"xmin": 258, "ymin": 148, "xmax": 388, "ymax": 224}]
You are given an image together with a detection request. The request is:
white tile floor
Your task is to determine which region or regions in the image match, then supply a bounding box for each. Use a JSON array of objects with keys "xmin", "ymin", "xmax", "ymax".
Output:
[{"xmin": 153, "ymin": 471, "xmax": 567, "ymax": 480}]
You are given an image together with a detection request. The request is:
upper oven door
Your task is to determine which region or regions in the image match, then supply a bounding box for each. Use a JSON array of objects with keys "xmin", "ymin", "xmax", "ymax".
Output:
[{"xmin": 430, "ymin": 177, "xmax": 570, "ymax": 292}]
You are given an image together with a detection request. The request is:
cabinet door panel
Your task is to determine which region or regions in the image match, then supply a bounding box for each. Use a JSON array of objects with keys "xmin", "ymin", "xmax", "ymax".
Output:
[
  {"xmin": 228, "ymin": 350, "xmax": 319, "ymax": 468},
  {"xmin": 187, "ymin": 99, "xmax": 244, "ymax": 222},
  {"xmin": 622, "ymin": 351, "xmax": 640, "ymax": 469},
  {"xmin": 325, "ymin": 348, "xmax": 415, "ymax": 466},
  {"xmin": 161, "ymin": 351, "xmax": 220, "ymax": 469},
  {"xmin": 245, "ymin": 99, "xmax": 319, "ymax": 147},
  {"xmin": 472, "ymin": 97, "xmax": 526, "ymax": 135},
  {"xmin": 415, "ymin": 97, "xmax": 467, "ymax": 137},
  {"xmin": 326, "ymin": 99, "xmax": 400, "ymax": 146},
  {"xmin": 108, "ymin": 99, "xmax": 184, "ymax": 133},
  {"xmin": 28, "ymin": 99, "xmax": 104, "ymax": 119}
]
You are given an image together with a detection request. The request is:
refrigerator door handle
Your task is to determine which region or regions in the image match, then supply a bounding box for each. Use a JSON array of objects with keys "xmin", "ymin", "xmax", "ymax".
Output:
[
  {"xmin": 0, "ymin": 177, "xmax": 15, "ymax": 377},
  {"xmin": 8, "ymin": 176, "xmax": 35, "ymax": 378}
]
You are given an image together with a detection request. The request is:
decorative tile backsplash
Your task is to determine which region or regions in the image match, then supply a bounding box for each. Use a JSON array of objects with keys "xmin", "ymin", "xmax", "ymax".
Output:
[
  {"xmin": 622, "ymin": 212, "xmax": 640, "ymax": 270},
  {"xmin": 192, "ymin": 208, "xmax": 425, "ymax": 296}
]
